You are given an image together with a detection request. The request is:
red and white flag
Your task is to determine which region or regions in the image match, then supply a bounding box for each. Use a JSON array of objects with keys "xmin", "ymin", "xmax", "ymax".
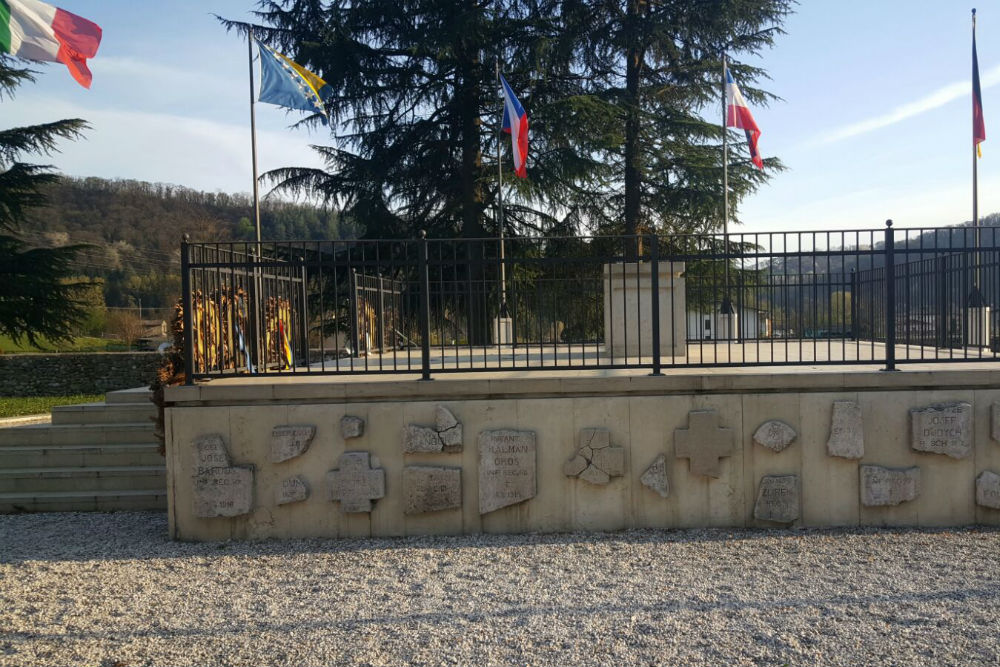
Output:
[
  {"xmin": 725, "ymin": 68, "xmax": 763, "ymax": 170},
  {"xmin": 500, "ymin": 74, "xmax": 528, "ymax": 178},
  {"xmin": 0, "ymin": 0, "xmax": 102, "ymax": 88}
]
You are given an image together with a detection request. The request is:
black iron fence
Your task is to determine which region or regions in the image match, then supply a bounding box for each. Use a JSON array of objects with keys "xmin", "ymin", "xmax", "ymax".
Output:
[{"xmin": 180, "ymin": 222, "xmax": 1000, "ymax": 381}]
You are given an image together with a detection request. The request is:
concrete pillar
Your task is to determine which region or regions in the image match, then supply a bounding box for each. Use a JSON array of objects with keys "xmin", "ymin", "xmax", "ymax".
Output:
[
  {"xmin": 603, "ymin": 261, "xmax": 686, "ymax": 358},
  {"xmin": 966, "ymin": 306, "xmax": 991, "ymax": 348},
  {"xmin": 493, "ymin": 316, "xmax": 513, "ymax": 345}
]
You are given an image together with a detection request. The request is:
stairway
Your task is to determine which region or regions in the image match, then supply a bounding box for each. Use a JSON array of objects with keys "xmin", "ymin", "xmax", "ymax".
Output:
[{"xmin": 0, "ymin": 388, "xmax": 166, "ymax": 512}]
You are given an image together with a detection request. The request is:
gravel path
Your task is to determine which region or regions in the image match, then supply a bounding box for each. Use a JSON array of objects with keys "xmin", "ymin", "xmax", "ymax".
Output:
[{"xmin": 2, "ymin": 513, "xmax": 999, "ymax": 666}]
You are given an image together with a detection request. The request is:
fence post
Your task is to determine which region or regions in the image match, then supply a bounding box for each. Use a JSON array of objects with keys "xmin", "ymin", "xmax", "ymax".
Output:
[
  {"xmin": 180, "ymin": 234, "xmax": 195, "ymax": 385},
  {"xmin": 349, "ymin": 269, "xmax": 359, "ymax": 357},
  {"xmin": 937, "ymin": 255, "xmax": 948, "ymax": 348},
  {"xmin": 419, "ymin": 231, "xmax": 433, "ymax": 381},
  {"xmin": 850, "ymin": 268, "xmax": 857, "ymax": 341},
  {"xmin": 883, "ymin": 219, "xmax": 897, "ymax": 371},
  {"xmin": 299, "ymin": 256, "xmax": 308, "ymax": 368},
  {"xmin": 649, "ymin": 234, "xmax": 662, "ymax": 376}
]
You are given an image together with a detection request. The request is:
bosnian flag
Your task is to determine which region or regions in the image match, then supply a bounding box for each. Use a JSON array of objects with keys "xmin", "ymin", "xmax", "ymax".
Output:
[
  {"xmin": 0, "ymin": 0, "xmax": 102, "ymax": 88},
  {"xmin": 725, "ymin": 68, "xmax": 764, "ymax": 170},
  {"xmin": 500, "ymin": 74, "xmax": 528, "ymax": 178}
]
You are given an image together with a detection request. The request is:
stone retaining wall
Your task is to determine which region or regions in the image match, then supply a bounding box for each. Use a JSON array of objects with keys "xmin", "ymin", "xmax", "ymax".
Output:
[
  {"xmin": 163, "ymin": 369, "xmax": 1000, "ymax": 540},
  {"xmin": 0, "ymin": 352, "xmax": 160, "ymax": 397}
]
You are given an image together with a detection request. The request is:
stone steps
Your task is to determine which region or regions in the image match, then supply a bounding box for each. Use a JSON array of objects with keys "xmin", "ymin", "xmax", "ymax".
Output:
[
  {"xmin": 50, "ymin": 401, "xmax": 156, "ymax": 425},
  {"xmin": 0, "ymin": 489, "xmax": 167, "ymax": 513},
  {"xmin": 0, "ymin": 466, "xmax": 166, "ymax": 493},
  {"xmin": 0, "ymin": 443, "xmax": 163, "ymax": 469},
  {"xmin": 0, "ymin": 387, "xmax": 165, "ymax": 513}
]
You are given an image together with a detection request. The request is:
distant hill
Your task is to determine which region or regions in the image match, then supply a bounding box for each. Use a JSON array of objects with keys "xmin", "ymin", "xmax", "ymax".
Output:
[{"xmin": 19, "ymin": 176, "xmax": 355, "ymax": 310}]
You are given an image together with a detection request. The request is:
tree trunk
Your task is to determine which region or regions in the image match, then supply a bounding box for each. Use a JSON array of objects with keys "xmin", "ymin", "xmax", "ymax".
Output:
[{"xmin": 623, "ymin": 0, "xmax": 645, "ymax": 259}]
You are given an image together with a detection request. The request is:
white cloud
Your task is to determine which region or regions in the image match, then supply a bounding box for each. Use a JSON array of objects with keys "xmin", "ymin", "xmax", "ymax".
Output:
[{"xmin": 812, "ymin": 64, "xmax": 1000, "ymax": 146}]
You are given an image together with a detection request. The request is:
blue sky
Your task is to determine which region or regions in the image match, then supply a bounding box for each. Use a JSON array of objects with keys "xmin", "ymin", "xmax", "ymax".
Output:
[{"xmin": 7, "ymin": 0, "xmax": 999, "ymax": 232}]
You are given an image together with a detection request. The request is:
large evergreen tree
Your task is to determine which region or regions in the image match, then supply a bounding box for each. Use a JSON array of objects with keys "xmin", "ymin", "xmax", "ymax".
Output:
[{"xmin": 0, "ymin": 54, "xmax": 90, "ymax": 345}]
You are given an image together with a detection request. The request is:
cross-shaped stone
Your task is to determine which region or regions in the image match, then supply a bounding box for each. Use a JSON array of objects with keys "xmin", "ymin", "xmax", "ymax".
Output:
[
  {"xmin": 674, "ymin": 410, "xmax": 734, "ymax": 478},
  {"xmin": 326, "ymin": 451, "xmax": 386, "ymax": 513}
]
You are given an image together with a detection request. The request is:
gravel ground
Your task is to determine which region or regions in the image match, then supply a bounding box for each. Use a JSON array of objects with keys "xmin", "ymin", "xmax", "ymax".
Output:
[{"xmin": 2, "ymin": 513, "xmax": 999, "ymax": 667}]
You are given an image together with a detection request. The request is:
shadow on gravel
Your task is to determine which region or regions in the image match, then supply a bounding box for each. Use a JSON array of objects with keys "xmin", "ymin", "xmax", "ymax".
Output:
[{"xmin": 1, "ymin": 511, "xmax": 999, "ymax": 564}]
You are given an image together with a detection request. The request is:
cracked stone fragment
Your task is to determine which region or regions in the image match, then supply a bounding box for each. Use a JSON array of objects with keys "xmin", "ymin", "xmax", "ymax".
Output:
[
  {"xmin": 565, "ymin": 428, "xmax": 625, "ymax": 485},
  {"xmin": 326, "ymin": 451, "xmax": 385, "ymax": 513},
  {"xmin": 403, "ymin": 405, "xmax": 463, "ymax": 453},
  {"xmin": 276, "ymin": 475, "xmax": 309, "ymax": 505},
  {"xmin": 340, "ymin": 415, "xmax": 365, "ymax": 440},
  {"xmin": 563, "ymin": 455, "xmax": 588, "ymax": 477},
  {"xmin": 910, "ymin": 402, "xmax": 972, "ymax": 459},
  {"xmin": 404, "ymin": 466, "xmax": 462, "ymax": 514},
  {"xmin": 976, "ymin": 470, "xmax": 1000, "ymax": 509},
  {"xmin": 270, "ymin": 425, "xmax": 316, "ymax": 463},
  {"xmin": 860, "ymin": 465, "xmax": 920, "ymax": 506},
  {"xmin": 640, "ymin": 455, "xmax": 669, "ymax": 498},
  {"xmin": 753, "ymin": 475, "xmax": 799, "ymax": 523},
  {"xmin": 436, "ymin": 406, "xmax": 459, "ymax": 431},
  {"xmin": 753, "ymin": 420, "xmax": 797, "ymax": 452},
  {"xmin": 192, "ymin": 434, "xmax": 253, "ymax": 518},
  {"xmin": 579, "ymin": 465, "xmax": 610, "ymax": 485},
  {"xmin": 827, "ymin": 401, "xmax": 863, "ymax": 459}
]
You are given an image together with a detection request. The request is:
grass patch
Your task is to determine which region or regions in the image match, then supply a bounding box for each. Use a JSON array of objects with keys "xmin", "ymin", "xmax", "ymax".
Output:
[
  {"xmin": 0, "ymin": 394, "xmax": 105, "ymax": 418},
  {"xmin": 0, "ymin": 335, "xmax": 128, "ymax": 354}
]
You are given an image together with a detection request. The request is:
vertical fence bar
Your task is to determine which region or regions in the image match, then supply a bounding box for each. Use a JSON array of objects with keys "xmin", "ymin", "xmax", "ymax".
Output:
[
  {"xmin": 299, "ymin": 255, "xmax": 309, "ymax": 371},
  {"xmin": 649, "ymin": 234, "xmax": 661, "ymax": 375},
  {"xmin": 181, "ymin": 234, "xmax": 194, "ymax": 384},
  {"xmin": 419, "ymin": 232, "xmax": 432, "ymax": 380},
  {"xmin": 884, "ymin": 219, "xmax": 897, "ymax": 371}
]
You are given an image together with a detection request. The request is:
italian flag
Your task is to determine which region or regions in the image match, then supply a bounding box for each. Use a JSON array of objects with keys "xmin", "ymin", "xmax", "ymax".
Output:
[{"xmin": 0, "ymin": 0, "xmax": 101, "ymax": 88}]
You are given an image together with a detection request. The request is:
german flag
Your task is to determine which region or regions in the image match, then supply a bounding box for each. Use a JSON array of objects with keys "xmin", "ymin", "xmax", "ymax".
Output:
[{"xmin": 974, "ymin": 9, "xmax": 986, "ymax": 157}]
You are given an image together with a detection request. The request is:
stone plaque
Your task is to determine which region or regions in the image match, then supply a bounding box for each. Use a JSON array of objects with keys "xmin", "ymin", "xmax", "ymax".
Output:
[
  {"xmin": 976, "ymin": 470, "xmax": 1000, "ymax": 509},
  {"xmin": 192, "ymin": 434, "xmax": 253, "ymax": 518},
  {"xmin": 860, "ymin": 465, "xmax": 920, "ymax": 507},
  {"xmin": 753, "ymin": 420, "xmax": 797, "ymax": 452},
  {"xmin": 827, "ymin": 401, "xmax": 863, "ymax": 459},
  {"xmin": 326, "ymin": 451, "xmax": 386, "ymax": 513},
  {"xmin": 563, "ymin": 428, "xmax": 625, "ymax": 485},
  {"xmin": 341, "ymin": 415, "xmax": 365, "ymax": 440},
  {"xmin": 910, "ymin": 402, "xmax": 972, "ymax": 459},
  {"xmin": 640, "ymin": 455, "xmax": 669, "ymax": 498},
  {"xmin": 478, "ymin": 429, "xmax": 536, "ymax": 514},
  {"xmin": 403, "ymin": 466, "xmax": 462, "ymax": 514},
  {"xmin": 674, "ymin": 410, "xmax": 733, "ymax": 478},
  {"xmin": 276, "ymin": 475, "xmax": 309, "ymax": 505},
  {"xmin": 403, "ymin": 406, "xmax": 463, "ymax": 453},
  {"xmin": 753, "ymin": 475, "xmax": 800, "ymax": 523},
  {"xmin": 271, "ymin": 425, "xmax": 316, "ymax": 463}
]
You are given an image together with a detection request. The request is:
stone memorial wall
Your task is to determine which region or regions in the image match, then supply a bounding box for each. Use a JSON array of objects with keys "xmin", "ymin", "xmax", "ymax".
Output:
[{"xmin": 163, "ymin": 371, "xmax": 1000, "ymax": 540}]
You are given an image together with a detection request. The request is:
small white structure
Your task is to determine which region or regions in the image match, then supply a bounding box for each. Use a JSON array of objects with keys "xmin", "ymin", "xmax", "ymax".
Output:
[
  {"xmin": 687, "ymin": 306, "xmax": 770, "ymax": 341},
  {"xmin": 966, "ymin": 306, "xmax": 991, "ymax": 347},
  {"xmin": 492, "ymin": 316, "xmax": 513, "ymax": 345},
  {"xmin": 603, "ymin": 261, "xmax": 686, "ymax": 357}
]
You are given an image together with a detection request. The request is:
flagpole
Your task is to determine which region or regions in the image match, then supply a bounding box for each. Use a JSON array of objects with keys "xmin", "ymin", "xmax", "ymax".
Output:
[
  {"xmin": 496, "ymin": 58, "xmax": 509, "ymax": 318},
  {"xmin": 248, "ymin": 31, "xmax": 262, "ymax": 244},
  {"xmin": 721, "ymin": 52, "xmax": 732, "ymax": 321},
  {"xmin": 973, "ymin": 8, "xmax": 981, "ymax": 294}
]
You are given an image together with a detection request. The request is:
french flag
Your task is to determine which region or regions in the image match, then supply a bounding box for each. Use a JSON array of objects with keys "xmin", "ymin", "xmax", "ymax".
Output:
[
  {"xmin": 500, "ymin": 74, "xmax": 528, "ymax": 178},
  {"xmin": 725, "ymin": 68, "xmax": 764, "ymax": 170}
]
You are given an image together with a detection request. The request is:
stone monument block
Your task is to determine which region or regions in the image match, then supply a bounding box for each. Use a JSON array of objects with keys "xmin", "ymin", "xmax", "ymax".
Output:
[
  {"xmin": 276, "ymin": 475, "xmax": 309, "ymax": 505},
  {"xmin": 192, "ymin": 434, "xmax": 254, "ymax": 518},
  {"xmin": 403, "ymin": 466, "xmax": 462, "ymax": 514},
  {"xmin": 640, "ymin": 454, "xmax": 669, "ymax": 498},
  {"xmin": 860, "ymin": 465, "xmax": 920, "ymax": 506},
  {"xmin": 403, "ymin": 406, "xmax": 463, "ymax": 453},
  {"xmin": 674, "ymin": 410, "xmax": 733, "ymax": 478},
  {"xmin": 827, "ymin": 401, "xmax": 863, "ymax": 459},
  {"xmin": 270, "ymin": 425, "xmax": 316, "ymax": 463},
  {"xmin": 478, "ymin": 429, "xmax": 536, "ymax": 514},
  {"xmin": 326, "ymin": 451, "xmax": 386, "ymax": 513},
  {"xmin": 563, "ymin": 428, "xmax": 625, "ymax": 485},
  {"xmin": 341, "ymin": 415, "xmax": 365, "ymax": 440},
  {"xmin": 910, "ymin": 402, "xmax": 972, "ymax": 459},
  {"xmin": 753, "ymin": 420, "xmax": 797, "ymax": 452},
  {"xmin": 976, "ymin": 470, "xmax": 1000, "ymax": 509},
  {"xmin": 753, "ymin": 475, "xmax": 800, "ymax": 523}
]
